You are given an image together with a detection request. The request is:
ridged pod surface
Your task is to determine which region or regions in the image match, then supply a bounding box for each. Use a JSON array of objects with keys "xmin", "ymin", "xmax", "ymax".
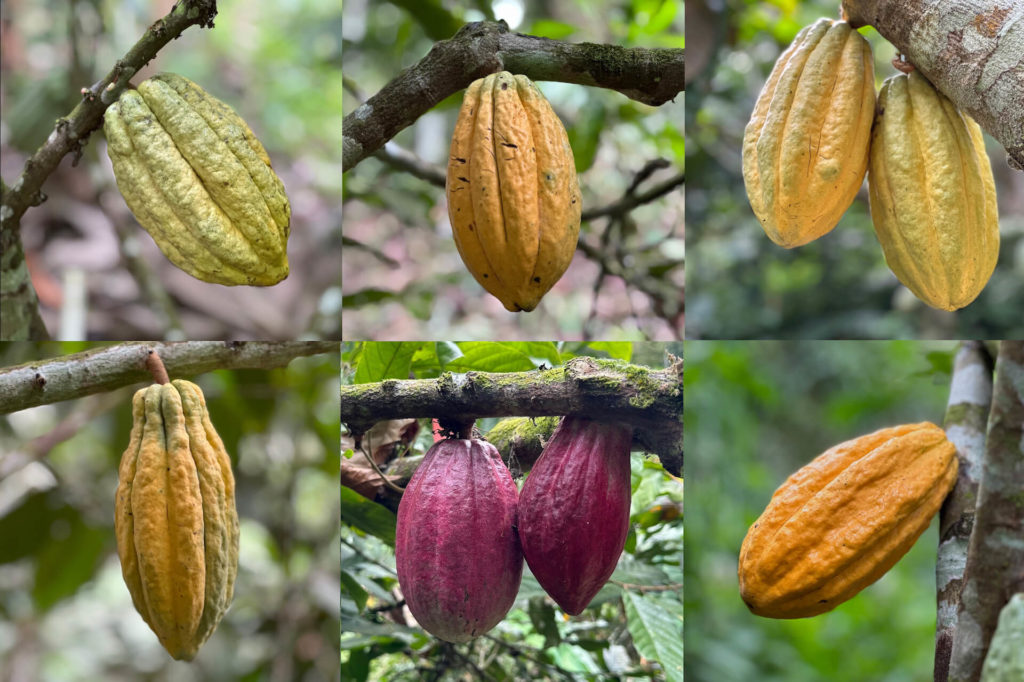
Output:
[
  {"xmin": 738, "ymin": 422, "xmax": 957, "ymax": 619},
  {"xmin": 446, "ymin": 72, "xmax": 582, "ymax": 312},
  {"xmin": 115, "ymin": 380, "xmax": 239, "ymax": 660},
  {"xmin": 518, "ymin": 416, "xmax": 634, "ymax": 615},
  {"xmin": 868, "ymin": 71, "xmax": 999, "ymax": 311},
  {"xmin": 981, "ymin": 593, "xmax": 1024, "ymax": 681},
  {"xmin": 742, "ymin": 18, "xmax": 875, "ymax": 247},
  {"xmin": 395, "ymin": 439, "xmax": 523, "ymax": 642},
  {"xmin": 104, "ymin": 73, "xmax": 290, "ymax": 286}
]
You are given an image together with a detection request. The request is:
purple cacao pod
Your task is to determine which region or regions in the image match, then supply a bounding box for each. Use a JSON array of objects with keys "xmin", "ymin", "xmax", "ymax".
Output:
[
  {"xmin": 395, "ymin": 438, "xmax": 523, "ymax": 642},
  {"xmin": 518, "ymin": 416, "xmax": 633, "ymax": 615}
]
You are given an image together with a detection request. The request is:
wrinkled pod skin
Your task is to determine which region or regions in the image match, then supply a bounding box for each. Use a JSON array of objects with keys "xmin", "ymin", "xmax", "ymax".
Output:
[
  {"xmin": 446, "ymin": 71, "xmax": 582, "ymax": 312},
  {"xmin": 518, "ymin": 416, "xmax": 634, "ymax": 615},
  {"xmin": 867, "ymin": 71, "xmax": 999, "ymax": 311},
  {"xmin": 738, "ymin": 422, "xmax": 958, "ymax": 619},
  {"xmin": 104, "ymin": 73, "xmax": 290, "ymax": 286},
  {"xmin": 742, "ymin": 18, "xmax": 875, "ymax": 247},
  {"xmin": 395, "ymin": 438, "xmax": 523, "ymax": 642},
  {"xmin": 115, "ymin": 380, "xmax": 239, "ymax": 660}
]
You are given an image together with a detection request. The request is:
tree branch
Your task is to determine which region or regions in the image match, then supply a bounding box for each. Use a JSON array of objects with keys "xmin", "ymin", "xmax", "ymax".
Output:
[
  {"xmin": 340, "ymin": 355, "xmax": 684, "ymax": 475},
  {"xmin": 342, "ymin": 20, "xmax": 685, "ymax": 171},
  {"xmin": 936, "ymin": 340, "xmax": 995, "ymax": 681},
  {"xmin": 0, "ymin": 0, "xmax": 220, "ymax": 341},
  {"xmin": 948, "ymin": 340, "xmax": 1024, "ymax": 681},
  {"xmin": 0, "ymin": 340, "xmax": 337, "ymax": 414},
  {"xmin": 841, "ymin": 0, "xmax": 1024, "ymax": 170}
]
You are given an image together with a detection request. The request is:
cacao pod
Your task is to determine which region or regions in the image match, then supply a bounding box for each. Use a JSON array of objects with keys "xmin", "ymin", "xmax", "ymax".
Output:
[
  {"xmin": 395, "ymin": 438, "xmax": 523, "ymax": 642},
  {"xmin": 446, "ymin": 71, "xmax": 582, "ymax": 312},
  {"xmin": 115, "ymin": 380, "xmax": 239, "ymax": 660},
  {"xmin": 104, "ymin": 73, "xmax": 290, "ymax": 286},
  {"xmin": 867, "ymin": 71, "xmax": 999, "ymax": 311},
  {"xmin": 738, "ymin": 422, "xmax": 957, "ymax": 619},
  {"xmin": 742, "ymin": 18, "xmax": 875, "ymax": 247},
  {"xmin": 981, "ymin": 593, "xmax": 1024, "ymax": 682},
  {"xmin": 517, "ymin": 416, "xmax": 633, "ymax": 615}
]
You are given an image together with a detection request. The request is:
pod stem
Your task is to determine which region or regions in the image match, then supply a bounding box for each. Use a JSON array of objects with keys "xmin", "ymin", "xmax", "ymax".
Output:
[{"xmin": 145, "ymin": 349, "xmax": 170, "ymax": 385}]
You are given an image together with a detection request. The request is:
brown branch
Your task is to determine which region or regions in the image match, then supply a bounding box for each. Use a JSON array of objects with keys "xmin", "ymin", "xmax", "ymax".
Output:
[
  {"xmin": 0, "ymin": 340, "xmax": 337, "ymax": 414},
  {"xmin": 948, "ymin": 340, "xmax": 1024, "ymax": 681},
  {"xmin": 936, "ymin": 341, "xmax": 995, "ymax": 681},
  {"xmin": 340, "ymin": 355, "xmax": 684, "ymax": 476},
  {"xmin": 342, "ymin": 20, "xmax": 685, "ymax": 171},
  {"xmin": 0, "ymin": 0, "xmax": 219, "ymax": 341},
  {"xmin": 841, "ymin": 0, "xmax": 1024, "ymax": 170}
]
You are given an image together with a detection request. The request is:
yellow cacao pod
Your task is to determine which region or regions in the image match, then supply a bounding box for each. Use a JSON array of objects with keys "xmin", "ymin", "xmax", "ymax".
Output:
[
  {"xmin": 115, "ymin": 380, "xmax": 239, "ymax": 660},
  {"xmin": 738, "ymin": 422, "xmax": 957, "ymax": 619},
  {"xmin": 867, "ymin": 71, "xmax": 999, "ymax": 311},
  {"xmin": 446, "ymin": 71, "xmax": 582, "ymax": 312},
  {"xmin": 742, "ymin": 18, "xmax": 875, "ymax": 247},
  {"xmin": 104, "ymin": 73, "xmax": 290, "ymax": 286}
]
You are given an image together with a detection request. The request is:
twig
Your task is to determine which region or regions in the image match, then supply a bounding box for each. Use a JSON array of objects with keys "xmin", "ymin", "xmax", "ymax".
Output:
[
  {"xmin": 0, "ymin": 341, "xmax": 337, "ymax": 413},
  {"xmin": 343, "ymin": 20, "xmax": 684, "ymax": 171},
  {"xmin": 1, "ymin": 0, "xmax": 220, "ymax": 340}
]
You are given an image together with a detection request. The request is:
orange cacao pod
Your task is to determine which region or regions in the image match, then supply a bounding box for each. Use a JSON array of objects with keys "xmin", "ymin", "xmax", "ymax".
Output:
[
  {"xmin": 446, "ymin": 71, "xmax": 582, "ymax": 312},
  {"xmin": 738, "ymin": 422, "xmax": 957, "ymax": 619},
  {"xmin": 742, "ymin": 18, "xmax": 875, "ymax": 247},
  {"xmin": 115, "ymin": 380, "xmax": 239, "ymax": 660},
  {"xmin": 867, "ymin": 71, "xmax": 999, "ymax": 311}
]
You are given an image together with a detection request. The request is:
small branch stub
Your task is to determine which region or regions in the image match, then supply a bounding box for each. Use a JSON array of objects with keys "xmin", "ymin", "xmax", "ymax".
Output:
[{"xmin": 145, "ymin": 350, "xmax": 170, "ymax": 385}]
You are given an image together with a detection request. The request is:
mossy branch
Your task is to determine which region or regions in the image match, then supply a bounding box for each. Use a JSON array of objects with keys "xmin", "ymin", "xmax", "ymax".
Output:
[
  {"xmin": 341, "ymin": 355, "xmax": 684, "ymax": 475},
  {"xmin": 0, "ymin": 341, "xmax": 336, "ymax": 414}
]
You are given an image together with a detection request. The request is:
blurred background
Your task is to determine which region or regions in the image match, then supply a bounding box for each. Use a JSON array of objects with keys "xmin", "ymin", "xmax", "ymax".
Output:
[
  {"xmin": 342, "ymin": 0, "xmax": 685, "ymax": 340},
  {"xmin": 0, "ymin": 0, "xmax": 343, "ymax": 339},
  {"xmin": 684, "ymin": 339, "xmax": 963, "ymax": 681},
  {"xmin": 685, "ymin": 0, "xmax": 1024, "ymax": 339},
  {"xmin": 0, "ymin": 343, "xmax": 340, "ymax": 681}
]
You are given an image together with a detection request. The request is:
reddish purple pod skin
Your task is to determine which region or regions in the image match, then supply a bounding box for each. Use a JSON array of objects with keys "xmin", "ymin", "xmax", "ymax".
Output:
[
  {"xmin": 395, "ymin": 438, "xmax": 523, "ymax": 642},
  {"xmin": 518, "ymin": 416, "xmax": 634, "ymax": 615}
]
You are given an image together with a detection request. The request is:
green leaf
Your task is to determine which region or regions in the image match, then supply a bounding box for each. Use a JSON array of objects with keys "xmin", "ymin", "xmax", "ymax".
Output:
[
  {"xmin": 353, "ymin": 342, "xmax": 422, "ymax": 384},
  {"xmin": 446, "ymin": 342, "xmax": 563, "ymax": 372},
  {"xmin": 340, "ymin": 486, "xmax": 398, "ymax": 546},
  {"xmin": 623, "ymin": 591, "xmax": 684, "ymax": 681}
]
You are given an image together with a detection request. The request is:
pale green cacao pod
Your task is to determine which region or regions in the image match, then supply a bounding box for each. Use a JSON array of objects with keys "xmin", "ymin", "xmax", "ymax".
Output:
[
  {"xmin": 867, "ymin": 71, "xmax": 999, "ymax": 311},
  {"xmin": 104, "ymin": 73, "xmax": 290, "ymax": 286},
  {"xmin": 981, "ymin": 593, "xmax": 1024, "ymax": 682},
  {"xmin": 115, "ymin": 380, "xmax": 239, "ymax": 660}
]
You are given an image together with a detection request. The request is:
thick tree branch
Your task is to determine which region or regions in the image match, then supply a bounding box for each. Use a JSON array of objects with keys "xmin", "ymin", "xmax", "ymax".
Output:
[
  {"xmin": 0, "ymin": 341, "xmax": 337, "ymax": 414},
  {"xmin": 340, "ymin": 355, "xmax": 684, "ymax": 475},
  {"xmin": 0, "ymin": 0, "xmax": 219, "ymax": 341},
  {"xmin": 949, "ymin": 340, "xmax": 1024, "ymax": 681},
  {"xmin": 936, "ymin": 341, "xmax": 994, "ymax": 681},
  {"xmin": 342, "ymin": 20, "xmax": 685, "ymax": 171},
  {"xmin": 841, "ymin": 0, "xmax": 1024, "ymax": 170}
]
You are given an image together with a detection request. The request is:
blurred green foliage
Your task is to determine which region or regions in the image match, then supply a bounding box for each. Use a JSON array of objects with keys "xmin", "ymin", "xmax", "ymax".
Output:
[
  {"xmin": 684, "ymin": 339, "xmax": 960, "ymax": 681},
  {"xmin": 686, "ymin": 0, "xmax": 1024, "ymax": 339},
  {"xmin": 0, "ymin": 343, "xmax": 340, "ymax": 680},
  {"xmin": 341, "ymin": 341, "xmax": 684, "ymax": 680}
]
